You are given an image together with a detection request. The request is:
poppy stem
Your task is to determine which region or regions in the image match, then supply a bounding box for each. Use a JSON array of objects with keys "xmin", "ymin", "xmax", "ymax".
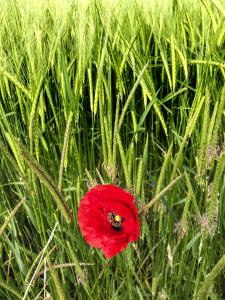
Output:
[{"xmin": 99, "ymin": 259, "xmax": 112, "ymax": 278}]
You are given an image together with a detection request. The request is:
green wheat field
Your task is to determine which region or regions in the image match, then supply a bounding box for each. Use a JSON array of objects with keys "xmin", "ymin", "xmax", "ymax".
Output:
[{"xmin": 1, "ymin": 0, "xmax": 225, "ymax": 299}]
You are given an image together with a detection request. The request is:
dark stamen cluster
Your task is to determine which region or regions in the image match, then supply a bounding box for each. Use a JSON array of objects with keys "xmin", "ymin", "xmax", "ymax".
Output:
[{"xmin": 108, "ymin": 212, "xmax": 125, "ymax": 231}]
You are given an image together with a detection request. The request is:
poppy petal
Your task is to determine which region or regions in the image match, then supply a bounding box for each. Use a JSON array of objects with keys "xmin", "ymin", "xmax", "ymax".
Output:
[{"xmin": 78, "ymin": 184, "xmax": 140, "ymax": 258}]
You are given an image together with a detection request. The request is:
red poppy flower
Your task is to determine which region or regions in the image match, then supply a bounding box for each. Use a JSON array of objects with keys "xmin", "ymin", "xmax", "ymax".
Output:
[{"xmin": 78, "ymin": 184, "xmax": 140, "ymax": 258}]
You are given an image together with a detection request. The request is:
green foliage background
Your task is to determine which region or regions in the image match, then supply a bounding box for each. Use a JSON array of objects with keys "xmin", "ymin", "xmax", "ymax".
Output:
[{"xmin": 0, "ymin": 0, "xmax": 225, "ymax": 299}]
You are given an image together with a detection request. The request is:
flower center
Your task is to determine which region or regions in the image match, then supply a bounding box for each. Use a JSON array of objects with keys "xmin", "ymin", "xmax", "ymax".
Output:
[{"xmin": 108, "ymin": 212, "xmax": 125, "ymax": 231}]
